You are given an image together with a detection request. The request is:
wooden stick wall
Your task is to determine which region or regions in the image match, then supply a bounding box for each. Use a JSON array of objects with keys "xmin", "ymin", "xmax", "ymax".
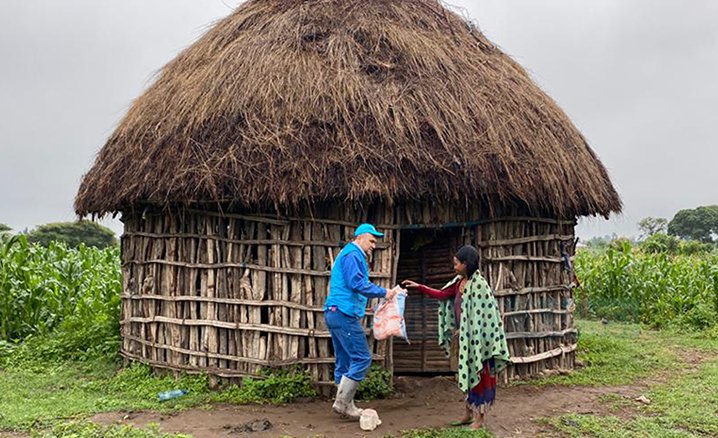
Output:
[
  {"xmin": 475, "ymin": 217, "xmax": 578, "ymax": 382},
  {"xmin": 120, "ymin": 205, "xmax": 395, "ymax": 386},
  {"xmin": 119, "ymin": 203, "xmax": 577, "ymax": 384}
]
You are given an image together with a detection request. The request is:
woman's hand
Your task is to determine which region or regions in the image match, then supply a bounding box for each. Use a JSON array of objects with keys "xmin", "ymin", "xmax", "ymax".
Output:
[{"xmin": 402, "ymin": 279, "xmax": 420, "ymax": 289}]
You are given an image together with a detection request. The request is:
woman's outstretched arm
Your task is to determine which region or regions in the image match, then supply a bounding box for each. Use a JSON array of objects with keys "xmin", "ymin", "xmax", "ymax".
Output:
[{"xmin": 402, "ymin": 280, "xmax": 457, "ymax": 300}]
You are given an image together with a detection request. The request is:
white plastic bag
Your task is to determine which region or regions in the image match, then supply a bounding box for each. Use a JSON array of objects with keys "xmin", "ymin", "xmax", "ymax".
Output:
[
  {"xmin": 372, "ymin": 287, "xmax": 409, "ymax": 343},
  {"xmin": 360, "ymin": 408, "xmax": 382, "ymax": 431}
]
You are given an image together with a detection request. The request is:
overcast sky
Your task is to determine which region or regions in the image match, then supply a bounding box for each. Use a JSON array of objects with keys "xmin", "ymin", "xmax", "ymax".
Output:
[{"xmin": 1, "ymin": 1, "xmax": 716, "ymax": 239}]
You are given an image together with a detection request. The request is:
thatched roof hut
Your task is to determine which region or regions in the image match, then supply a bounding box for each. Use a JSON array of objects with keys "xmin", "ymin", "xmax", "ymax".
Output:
[{"xmin": 76, "ymin": 0, "xmax": 620, "ymax": 385}]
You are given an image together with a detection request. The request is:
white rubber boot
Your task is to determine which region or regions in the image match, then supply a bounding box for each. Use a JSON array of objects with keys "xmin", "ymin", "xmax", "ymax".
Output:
[{"xmin": 332, "ymin": 376, "xmax": 363, "ymax": 419}]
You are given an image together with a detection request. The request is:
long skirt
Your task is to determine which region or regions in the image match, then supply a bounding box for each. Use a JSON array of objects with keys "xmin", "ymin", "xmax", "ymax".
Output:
[{"xmin": 466, "ymin": 359, "xmax": 496, "ymax": 415}]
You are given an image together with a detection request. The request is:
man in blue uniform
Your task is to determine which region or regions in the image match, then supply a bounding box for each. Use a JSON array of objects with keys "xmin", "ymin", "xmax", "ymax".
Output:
[{"xmin": 324, "ymin": 223, "xmax": 397, "ymax": 419}]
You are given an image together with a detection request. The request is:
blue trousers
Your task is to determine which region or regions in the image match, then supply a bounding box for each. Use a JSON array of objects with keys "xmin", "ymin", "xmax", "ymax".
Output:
[{"xmin": 324, "ymin": 307, "xmax": 372, "ymax": 384}]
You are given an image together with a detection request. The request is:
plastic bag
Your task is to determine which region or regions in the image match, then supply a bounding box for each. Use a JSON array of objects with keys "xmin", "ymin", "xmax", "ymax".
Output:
[
  {"xmin": 360, "ymin": 408, "xmax": 382, "ymax": 431},
  {"xmin": 372, "ymin": 288, "xmax": 409, "ymax": 343}
]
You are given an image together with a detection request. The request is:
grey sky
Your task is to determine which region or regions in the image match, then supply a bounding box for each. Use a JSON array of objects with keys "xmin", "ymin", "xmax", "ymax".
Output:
[{"xmin": 1, "ymin": 1, "xmax": 716, "ymax": 239}]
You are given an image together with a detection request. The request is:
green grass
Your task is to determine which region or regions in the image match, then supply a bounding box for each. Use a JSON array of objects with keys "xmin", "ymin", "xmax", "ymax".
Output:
[
  {"xmin": 596, "ymin": 393, "xmax": 635, "ymax": 413},
  {"xmin": 31, "ymin": 421, "xmax": 190, "ymax": 438},
  {"xmin": 0, "ymin": 361, "xmax": 211, "ymax": 432},
  {"xmin": 544, "ymin": 414, "xmax": 696, "ymax": 438},
  {"xmin": 639, "ymin": 360, "xmax": 718, "ymax": 436},
  {"xmin": 2, "ymin": 320, "xmax": 716, "ymax": 437},
  {"xmin": 0, "ymin": 358, "xmax": 315, "ymax": 434},
  {"xmin": 401, "ymin": 428, "xmax": 494, "ymax": 437},
  {"xmin": 516, "ymin": 320, "xmax": 682, "ymax": 387},
  {"xmin": 541, "ymin": 322, "xmax": 718, "ymax": 437}
]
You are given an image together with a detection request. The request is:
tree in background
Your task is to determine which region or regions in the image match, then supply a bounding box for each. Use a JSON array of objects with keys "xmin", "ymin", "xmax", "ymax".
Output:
[
  {"xmin": 582, "ymin": 233, "xmax": 642, "ymax": 249},
  {"xmin": 637, "ymin": 217, "xmax": 667, "ymax": 240},
  {"xmin": 641, "ymin": 233, "xmax": 680, "ymax": 254},
  {"xmin": 26, "ymin": 221, "xmax": 118, "ymax": 248},
  {"xmin": 583, "ymin": 234, "xmax": 616, "ymax": 249},
  {"xmin": 0, "ymin": 224, "xmax": 11, "ymax": 234},
  {"xmin": 668, "ymin": 205, "xmax": 718, "ymax": 243}
]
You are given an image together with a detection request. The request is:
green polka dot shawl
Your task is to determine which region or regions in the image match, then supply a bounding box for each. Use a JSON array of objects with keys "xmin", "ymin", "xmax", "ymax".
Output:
[{"xmin": 437, "ymin": 273, "xmax": 510, "ymax": 392}]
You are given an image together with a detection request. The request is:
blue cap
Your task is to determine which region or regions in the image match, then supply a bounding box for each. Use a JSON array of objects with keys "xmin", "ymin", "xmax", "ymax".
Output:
[{"xmin": 354, "ymin": 223, "xmax": 384, "ymax": 238}]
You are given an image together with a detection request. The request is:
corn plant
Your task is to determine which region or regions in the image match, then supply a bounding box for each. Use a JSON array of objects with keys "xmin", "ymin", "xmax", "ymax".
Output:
[
  {"xmin": 0, "ymin": 234, "xmax": 121, "ymax": 358},
  {"xmin": 575, "ymin": 242, "xmax": 718, "ymax": 330}
]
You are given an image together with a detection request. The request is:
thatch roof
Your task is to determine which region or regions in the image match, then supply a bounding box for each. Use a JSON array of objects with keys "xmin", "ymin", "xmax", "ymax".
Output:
[{"xmin": 75, "ymin": 0, "xmax": 621, "ymax": 218}]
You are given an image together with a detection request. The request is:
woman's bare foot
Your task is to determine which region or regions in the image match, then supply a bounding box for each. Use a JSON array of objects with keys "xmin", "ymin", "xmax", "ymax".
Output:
[
  {"xmin": 458, "ymin": 414, "xmax": 472, "ymax": 424},
  {"xmin": 450, "ymin": 408, "xmax": 473, "ymax": 426},
  {"xmin": 470, "ymin": 413, "xmax": 485, "ymax": 429}
]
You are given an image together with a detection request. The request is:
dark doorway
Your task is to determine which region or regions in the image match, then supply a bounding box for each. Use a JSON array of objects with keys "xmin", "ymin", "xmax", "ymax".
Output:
[{"xmin": 393, "ymin": 228, "xmax": 460, "ymax": 373}]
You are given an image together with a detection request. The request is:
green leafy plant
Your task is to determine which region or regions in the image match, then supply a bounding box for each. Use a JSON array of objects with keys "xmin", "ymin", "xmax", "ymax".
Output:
[
  {"xmin": 356, "ymin": 364, "xmax": 393, "ymax": 400},
  {"xmin": 214, "ymin": 368, "xmax": 317, "ymax": 404},
  {"xmin": 0, "ymin": 234, "xmax": 121, "ymax": 361},
  {"xmin": 574, "ymin": 242, "xmax": 718, "ymax": 332}
]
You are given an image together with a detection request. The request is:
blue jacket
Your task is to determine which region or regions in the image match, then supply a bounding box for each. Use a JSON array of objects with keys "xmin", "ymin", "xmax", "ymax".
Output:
[{"xmin": 324, "ymin": 242, "xmax": 387, "ymax": 318}]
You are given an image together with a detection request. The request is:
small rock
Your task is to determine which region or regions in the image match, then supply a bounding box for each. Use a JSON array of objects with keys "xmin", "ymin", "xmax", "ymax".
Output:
[
  {"xmin": 225, "ymin": 419, "xmax": 273, "ymax": 434},
  {"xmin": 635, "ymin": 395, "xmax": 651, "ymax": 405},
  {"xmin": 248, "ymin": 419, "xmax": 273, "ymax": 432},
  {"xmin": 562, "ymin": 418, "xmax": 580, "ymax": 428}
]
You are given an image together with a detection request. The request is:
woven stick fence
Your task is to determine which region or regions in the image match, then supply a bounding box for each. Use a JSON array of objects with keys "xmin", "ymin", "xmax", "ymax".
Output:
[{"xmin": 119, "ymin": 202, "xmax": 577, "ymax": 386}]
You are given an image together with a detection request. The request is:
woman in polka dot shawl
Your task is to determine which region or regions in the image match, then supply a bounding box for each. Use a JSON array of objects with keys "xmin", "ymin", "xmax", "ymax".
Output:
[{"xmin": 403, "ymin": 245, "xmax": 510, "ymax": 430}]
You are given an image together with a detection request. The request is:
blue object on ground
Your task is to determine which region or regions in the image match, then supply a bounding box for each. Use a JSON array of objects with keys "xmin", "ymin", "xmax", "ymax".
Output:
[{"xmin": 158, "ymin": 389, "xmax": 188, "ymax": 402}]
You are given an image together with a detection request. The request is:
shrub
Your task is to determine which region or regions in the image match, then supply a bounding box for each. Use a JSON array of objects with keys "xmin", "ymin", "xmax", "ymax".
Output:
[
  {"xmin": 213, "ymin": 368, "xmax": 317, "ymax": 404},
  {"xmin": 26, "ymin": 221, "xmax": 118, "ymax": 249},
  {"xmin": 356, "ymin": 364, "xmax": 393, "ymax": 400}
]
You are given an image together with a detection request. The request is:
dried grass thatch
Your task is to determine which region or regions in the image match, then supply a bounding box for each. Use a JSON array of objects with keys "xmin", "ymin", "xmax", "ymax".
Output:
[{"xmin": 75, "ymin": 0, "xmax": 621, "ymax": 218}]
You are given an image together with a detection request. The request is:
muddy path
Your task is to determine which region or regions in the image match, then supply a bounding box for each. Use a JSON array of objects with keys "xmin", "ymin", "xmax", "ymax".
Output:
[{"xmin": 93, "ymin": 375, "xmax": 654, "ymax": 437}]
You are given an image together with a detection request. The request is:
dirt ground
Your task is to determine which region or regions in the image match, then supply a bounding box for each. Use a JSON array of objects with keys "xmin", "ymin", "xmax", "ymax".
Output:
[{"xmin": 93, "ymin": 375, "xmax": 653, "ymax": 438}]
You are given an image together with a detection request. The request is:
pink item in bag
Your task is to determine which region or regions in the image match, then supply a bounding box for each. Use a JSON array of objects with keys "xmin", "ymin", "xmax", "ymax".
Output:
[{"xmin": 372, "ymin": 289, "xmax": 409, "ymax": 343}]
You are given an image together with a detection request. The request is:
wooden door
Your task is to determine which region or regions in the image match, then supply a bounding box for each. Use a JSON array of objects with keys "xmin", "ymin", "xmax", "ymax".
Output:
[{"xmin": 393, "ymin": 229, "xmax": 459, "ymax": 373}]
